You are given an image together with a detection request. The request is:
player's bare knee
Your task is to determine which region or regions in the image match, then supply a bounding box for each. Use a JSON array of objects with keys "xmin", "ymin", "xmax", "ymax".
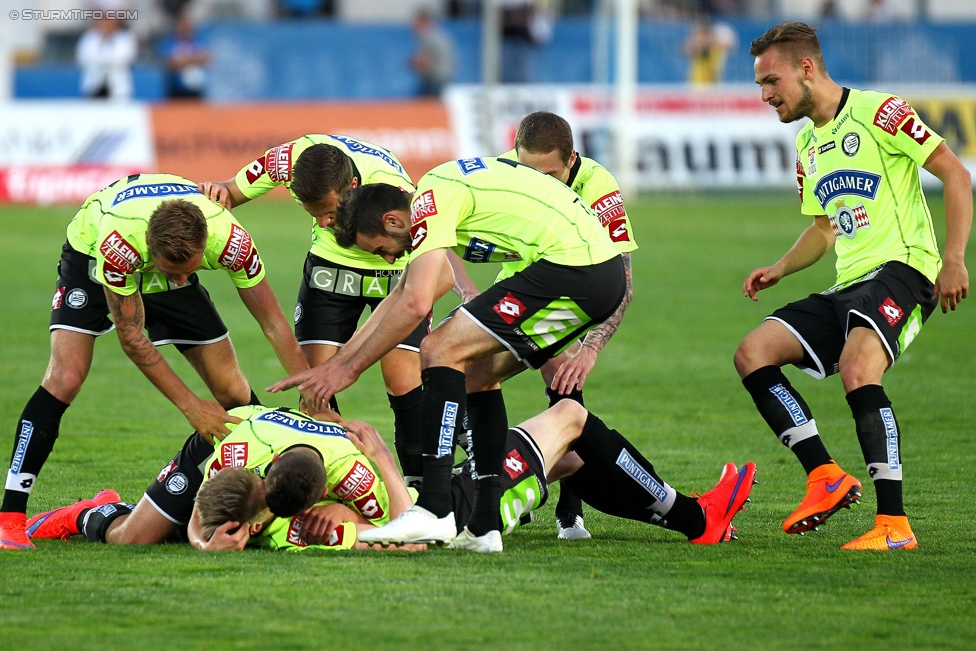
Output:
[
  {"xmin": 552, "ymin": 399, "xmax": 587, "ymax": 429},
  {"xmin": 733, "ymin": 337, "xmax": 764, "ymax": 378},
  {"xmin": 42, "ymin": 367, "xmax": 87, "ymax": 403}
]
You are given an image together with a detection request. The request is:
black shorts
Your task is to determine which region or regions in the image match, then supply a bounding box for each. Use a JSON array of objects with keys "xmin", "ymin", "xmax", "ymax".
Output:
[
  {"xmin": 294, "ymin": 252, "xmax": 430, "ymax": 351},
  {"xmin": 767, "ymin": 261, "xmax": 936, "ymax": 379},
  {"xmin": 450, "ymin": 426, "xmax": 549, "ymax": 533},
  {"xmin": 459, "ymin": 257, "xmax": 625, "ymax": 370},
  {"xmin": 143, "ymin": 432, "xmax": 213, "ymax": 525},
  {"xmin": 50, "ymin": 243, "xmax": 228, "ymax": 352}
]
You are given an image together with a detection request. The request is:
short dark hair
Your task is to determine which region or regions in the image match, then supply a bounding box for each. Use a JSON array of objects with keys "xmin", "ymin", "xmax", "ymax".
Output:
[
  {"xmin": 749, "ymin": 21, "xmax": 826, "ymax": 72},
  {"xmin": 333, "ymin": 183, "xmax": 412, "ymax": 249},
  {"xmin": 264, "ymin": 447, "xmax": 326, "ymax": 518},
  {"xmin": 195, "ymin": 468, "xmax": 263, "ymax": 541},
  {"xmin": 291, "ymin": 143, "xmax": 355, "ymax": 204},
  {"xmin": 147, "ymin": 199, "xmax": 207, "ymax": 263},
  {"xmin": 514, "ymin": 111, "xmax": 574, "ymax": 165}
]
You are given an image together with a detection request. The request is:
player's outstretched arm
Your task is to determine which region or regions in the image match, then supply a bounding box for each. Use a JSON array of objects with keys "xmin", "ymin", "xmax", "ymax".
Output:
[
  {"xmin": 300, "ymin": 503, "xmax": 366, "ymax": 545},
  {"xmin": 551, "ymin": 253, "xmax": 633, "ymax": 395},
  {"xmin": 743, "ymin": 215, "xmax": 834, "ymax": 301},
  {"xmin": 344, "ymin": 420, "xmax": 414, "ymax": 521},
  {"xmin": 924, "ymin": 142, "xmax": 972, "ymax": 313},
  {"xmin": 105, "ymin": 288, "xmax": 240, "ymax": 443},
  {"xmin": 237, "ymin": 278, "xmax": 310, "ymax": 378},
  {"xmin": 198, "ymin": 178, "xmax": 249, "ymax": 210},
  {"xmin": 447, "ymin": 249, "xmax": 481, "ymax": 302}
]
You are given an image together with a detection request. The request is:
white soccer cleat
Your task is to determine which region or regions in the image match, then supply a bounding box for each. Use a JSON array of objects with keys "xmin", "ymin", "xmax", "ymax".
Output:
[
  {"xmin": 556, "ymin": 513, "xmax": 591, "ymax": 540},
  {"xmin": 357, "ymin": 505, "xmax": 457, "ymax": 545},
  {"xmin": 447, "ymin": 527, "xmax": 503, "ymax": 553}
]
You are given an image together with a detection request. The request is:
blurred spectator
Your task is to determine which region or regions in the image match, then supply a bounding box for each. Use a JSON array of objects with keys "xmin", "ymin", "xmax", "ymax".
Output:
[
  {"xmin": 277, "ymin": 0, "xmax": 335, "ymax": 17},
  {"xmin": 159, "ymin": 10, "xmax": 211, "ymax": 100},
  {"xmin": 683, "ymin": 16, "xmax": 737, "ymax": 85},
  {"xmin": 866, "ymin": 0, "xmax": 899, "ymax": 22},
  {"xmin": 500, "ymin": 0, "xmax": 553, "ymax": 83},
  {"xmin": 75, "ymin": 0, "xmax": 137, "ymax": 100},
  {"xmin": 410, "ymin": 10, "xmax": 456, "ymax": 98},
  {"xmin": 819, "ymin": 0, "xmax": 839, "ymax": 19}
]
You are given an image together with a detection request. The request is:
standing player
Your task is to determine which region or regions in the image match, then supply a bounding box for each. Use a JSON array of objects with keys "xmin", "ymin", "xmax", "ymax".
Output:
[
  {"xmin": 199, "ymin": 135, "xmax": 429, "ymax": 485},
  {"xmin": 499, "ymin": 110, "xmax": 637, "ymax": 540},
  {"xmin": 735, "ymin": 22, "xmax": 971, "ymax": 550},
  {"xmin": 0, "ymin": 174, "xmax": 309, "ymax": 551},
  {"xmin": 270, "ymin": 158, "xmax": 626, "ymax": 551}
]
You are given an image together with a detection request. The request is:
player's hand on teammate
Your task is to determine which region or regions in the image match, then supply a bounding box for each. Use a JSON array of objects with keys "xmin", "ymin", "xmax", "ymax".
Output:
[
  {"xmin": 550, "ymin": 344, "xmax": 598, "ymax": 395},
  {"xmin": 300, "ymin": 503, "xmax": 357, "ymax": 545},
  {"xmin": 355, "ymin": 541, "xmax": 428, "ymax": 552},
  {"xmin": 198, "ymin": 181, "xmax": 233, "ymax": 209},
  {"xmin": 185, "ymin": 398, "xmax": 242, "ymax": 444},
  {"xmin": 933, "ymin": 259, "xmax": 969, "ymax": 313},
  {"xmin": 743, "ymin": 265, "xmax": 784, "ymax": 301},
  {"xmin": 344, "ymin": 420, "xmax": 393, "ymax": 464},
  {"xmin": 268, "ymin": 361, "xmax": 360, "ymax": 413},
  {"xmin": 197, "ymin": 520, "xmax": 250, "ymax": 551}
]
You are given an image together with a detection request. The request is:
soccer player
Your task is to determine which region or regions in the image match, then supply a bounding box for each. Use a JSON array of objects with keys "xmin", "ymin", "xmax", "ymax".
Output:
[
  {"xmin": 735, "ymin": 22, "xmax": 972, "ymax": 550},
  {"xmin": 270, "ymin": 158, "xmax": 628, "ymax": 551},
  {"xmin": 0, "ymin": 173, "xmax": 310, "ymax": 551},
  {"xmin": 27, "ymin": 403, "xmax": 757, "ymax": 553},
  {"xmin": 199, "ymin": 135, "xmax": 430, "ymax": 486},
  {"xmin": 499, "ymin": 111, "xmax": 638, "ymax": 540}
]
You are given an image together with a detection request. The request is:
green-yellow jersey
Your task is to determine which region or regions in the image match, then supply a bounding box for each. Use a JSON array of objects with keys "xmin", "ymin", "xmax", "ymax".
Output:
[
  {"xmin": 65, "ymin": 173, "xmax": 265, "ymax": 297},
  {"xmin": 204, "ymin": 406, "xmax": 393, "ymax": 531},
  {"xmin": 233, "ymin": 134, "xmax": 415, "ymax": 270},
  {"xmin": 409, "ymin": 157, "xmax": 620, "ymax": 268},
  {"xmin": 254, "ymin": 499, "xmax": 359, "ymax": 551},
  {"xmin": 796, "ymin": 89, "xmax": 945, "ymax": 286}
]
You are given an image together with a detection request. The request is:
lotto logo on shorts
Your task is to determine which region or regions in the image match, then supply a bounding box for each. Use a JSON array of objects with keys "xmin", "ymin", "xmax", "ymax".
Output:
[
  {"xmin": 51, "ymin": 286, "xmax": 65, "ymax": 310},
  {"xmin": 222, "ymin": 443, "xmax": 248, "ymax": 468},
  {"xmin": 245, "ymin": 155, "xmax": 266, "ymax": 184},
  {"xmin": 593, "ymin": 191, "xmax": 625, "ymax": 225},
  {"xmin": 412, "ymin": 190, "xmax": 437, "ymax": 222},
  {"xmin": 100, "ymin": 231, "xmax": 142, "ymax": 274},
  {"xmin": 900, "ymin": 117, "xmax": 931, "ymax": 145},
  {"xmin": 335, "ymin": 461, "xmax": 375, "ymax": 501},
  {"xmin": 266, "ymin": 144, "xmax": 293, "ymax": 183},
  {"xmin": 873, "ymin": 97, "xmax": 913, "ymax": 135},
  {"xmin": 503, "ymin": 449, "xmax": 527, "ymax": 480},
  {"xmin": 354, "ymin": 494, "xmax": 385, "ymax": 519},
  {"xmin": 493, "ymin": 292, "xmax": 526, "ymax": 325},
  {"xmin": 156, "ymin": 460, "xmax": 177, "ymax": 483},
  {"xmin": 879, "ymin": 297, "xmax": 904, "ymax": 326}
]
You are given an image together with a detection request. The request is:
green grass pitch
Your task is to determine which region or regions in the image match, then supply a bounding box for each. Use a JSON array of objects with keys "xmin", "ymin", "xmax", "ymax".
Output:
[{"xmin": 1, "ymin": 191, "xmax": 975, "ymax": 649}]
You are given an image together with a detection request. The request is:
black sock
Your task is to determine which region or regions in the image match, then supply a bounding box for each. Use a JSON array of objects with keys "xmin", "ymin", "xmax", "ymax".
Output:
[
  {"xmin": 546, "ymin": 386, "xmax": 584, "ymax": 408},
  {"xmin": 80, "ymin": 502, "xmax": 134, "ymax": 543},
  {"xmin": 555, "ymin": 482, "xmax": 584, "ymax": 520},
  {"xmin": 742, "ymin": 366, "xmax": 832, "ymax": 474},
  {"xmin": 569, "ymin": 412, "xmax": 704, "ymax": 537},
  {"xmin": 465, "ymin": 389, "xmax": 508, "ymax": 536},
  {"xmin": 847, "ymin": 385, "xmax": 904, "ymax": 516},
  {"xmin": 2, "ymin": 387, "xmax": 69, "ymax": 514},
  {"xmin": 388, "ymin": 386, "xmax": 424, "ymax": 479},
  {"xmin": 415, "ymin": 367, "xmax": 466, "ymax": 518}
]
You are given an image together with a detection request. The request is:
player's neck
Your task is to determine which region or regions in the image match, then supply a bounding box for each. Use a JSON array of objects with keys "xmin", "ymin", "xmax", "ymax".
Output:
[{"xmin": 809, "ymin": 80, "xmax": 845, "ymax": 129}]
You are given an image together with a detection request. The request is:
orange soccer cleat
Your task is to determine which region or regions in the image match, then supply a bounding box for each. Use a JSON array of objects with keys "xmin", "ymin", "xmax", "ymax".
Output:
[
  {"xmin": 841, "ymin": 515, "xmax": 917, "ymax": 551},
  {"xmin": 0, "ymin": 512, "xmax": 36, "ymax": 550},
  {"xmin": 691, "ymin": 461, "xmax": 757, "ymax": 545},
  {"xmin": 783, "ymin": 463, "xmax": 861, "ymax": 535},
  {"xmin": 25, "ymin": 489, "xmax": 121, "ymax": 541}
]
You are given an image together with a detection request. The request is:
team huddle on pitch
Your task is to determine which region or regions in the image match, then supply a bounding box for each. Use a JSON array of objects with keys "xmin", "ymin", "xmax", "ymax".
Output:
[{"xmin": 2, "ymin": 22, "xmax": 971, "ymax": 554}]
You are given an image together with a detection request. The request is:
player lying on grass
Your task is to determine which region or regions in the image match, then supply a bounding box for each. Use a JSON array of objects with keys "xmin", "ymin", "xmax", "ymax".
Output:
[{"xmin": 26, "ymin": 403, "xmax": 756, "ymax": 551}]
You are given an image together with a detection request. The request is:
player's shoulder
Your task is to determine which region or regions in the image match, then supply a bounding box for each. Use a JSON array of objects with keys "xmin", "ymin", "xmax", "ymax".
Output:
[{"xmin": 847, "ymin": 88, "xmax": 915, "ymax": 135}]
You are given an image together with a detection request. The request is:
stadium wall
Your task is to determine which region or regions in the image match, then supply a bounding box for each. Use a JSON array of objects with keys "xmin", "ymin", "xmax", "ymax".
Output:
[{"xmin": 1, "ymin": 86, "xmax": 974, "ymax": 204}]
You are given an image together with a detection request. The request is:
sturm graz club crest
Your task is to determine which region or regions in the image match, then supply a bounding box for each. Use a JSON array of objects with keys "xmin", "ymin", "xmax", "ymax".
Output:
[
  {"xmin": 830, "ymin": 200, "xmax": 870, "ymax": 239},
  {"xmin": 842, "ymin": 132, "xmax": 860, "ymax": 156}
]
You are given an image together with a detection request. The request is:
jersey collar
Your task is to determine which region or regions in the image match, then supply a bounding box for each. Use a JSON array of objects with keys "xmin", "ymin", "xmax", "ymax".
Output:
[
  {"xmin": 834, "ymin": 87, "xmax": 850, "ymax": 120},
  {"xmin": 566, "ymin": 151, "xmax": 582, "ymax": 187}
]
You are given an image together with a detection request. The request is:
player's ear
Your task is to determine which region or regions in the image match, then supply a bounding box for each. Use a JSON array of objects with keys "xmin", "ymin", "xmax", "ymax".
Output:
[{"xmin": 383, "ymin": 210, "xmax": 405, "ymax": 229}]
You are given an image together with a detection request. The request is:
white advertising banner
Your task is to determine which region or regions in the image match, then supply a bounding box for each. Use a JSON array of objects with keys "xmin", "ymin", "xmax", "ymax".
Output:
[
  {"xmin": 446, "ymin": 84, "xmax": 802, "ymax": 190},
  {"xmin": 0, "ymin": 101, "xmax": 155, "ymax": 204}
]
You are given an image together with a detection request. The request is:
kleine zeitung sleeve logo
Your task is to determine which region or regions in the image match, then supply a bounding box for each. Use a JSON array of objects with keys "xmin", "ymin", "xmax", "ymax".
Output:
[
  {"xmin": 592, "ymin": 191, "xmax": 625, "ymax": 226},
  {"xmin": 219, "ymin": 224, "xmax": 254, "ymax": 272},
  {"xmin": 266, "ymin": 144, "xmax": 294, "ymax": 183},
  {"xmin": 99, "ymin": 231, "xmax": 142, "ymax": 274},
  {"xmin": 411, "ymin": 190, "xmax": 437, "ymax": 224},
  {"xmin": 873, "ymin": 97, "xmax": 913, "ymax": 135},
  {"xmin": 334, "ymin": 461, "xmax": 376, "ymax": 501}
]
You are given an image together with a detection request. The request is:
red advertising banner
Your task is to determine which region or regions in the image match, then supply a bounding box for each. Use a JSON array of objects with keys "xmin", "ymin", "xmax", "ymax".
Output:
[{"xmin": 150, "ymin": 101, "xmax": 457, "ymax": 192}]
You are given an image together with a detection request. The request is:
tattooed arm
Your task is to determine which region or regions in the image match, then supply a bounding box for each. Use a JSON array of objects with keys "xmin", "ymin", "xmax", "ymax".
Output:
[
  {"xmin": 105, "ymin": 288, "xmax": 239, "ymax": 443},
  {"xmin": 549, "ymin": 253, "xmax": 633, "ymax": 395}
]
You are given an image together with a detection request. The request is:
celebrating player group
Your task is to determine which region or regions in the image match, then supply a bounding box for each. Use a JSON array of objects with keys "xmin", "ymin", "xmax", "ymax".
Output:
[{"xmin": 2, "ymin": 21, "xmax": 969, "ymax": 555}]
